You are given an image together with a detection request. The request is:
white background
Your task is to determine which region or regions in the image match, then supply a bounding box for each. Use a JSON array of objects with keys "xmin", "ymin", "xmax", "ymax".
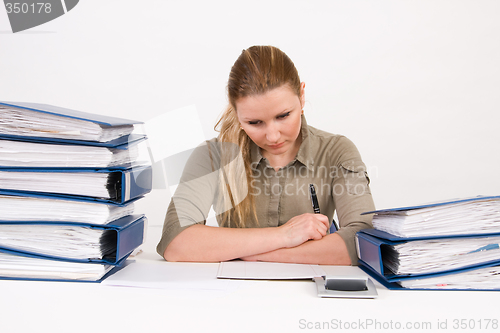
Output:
[
  {"xmin": 1, "ymin": 0, "xmax": 499, "ymax": 228},
  {"xmin": 1, "ymin": 3, "xmax": 500, "ymax": 333}
]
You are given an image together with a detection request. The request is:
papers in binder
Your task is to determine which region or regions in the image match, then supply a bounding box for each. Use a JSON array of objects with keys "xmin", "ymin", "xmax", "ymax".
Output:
[
  {"xmin": 364, "ymin": 195, "xmax": 500, "ymax": 237},
  {"xmin": 0, "ymin": 252, "xmax": 115, "ymax": 281},
  {"xmin": 0, "ymin": 138, "xmax": 140, "ymax": 168},
  {"xmin": 357, "ymin": 229, "xmax": 500, "ymax": 278},
  {"xmin": 0, "ymin": 215, "xmax": 146, "ymax": 264},
  {"xmin": 0, "ymin": 102, "xmax": 141, "ymax": 142},
  {"xmin": 0, "ymin": 194, "xmax": 134, "ymax": 224},
  {"xmin": 382, "ymin": 234, "xmax": 500, "ymax": 275},
  {"xmin": 398, "ymin": 265, "xmax": 500, "ymax": 289},
  {"xmin": 0, "ymin": 170, "xmax": 113, "ymax": 199},
  {"xmin": 0, "ymin": 164, "xmax": 152, "ymax": 203},
  {"xmin": 0, "ymin": 224, "xmax": 107, "ymax": 260},
  {"xmin": 358, "ymin": 195, "xmax": 500, "ymax": 290}
]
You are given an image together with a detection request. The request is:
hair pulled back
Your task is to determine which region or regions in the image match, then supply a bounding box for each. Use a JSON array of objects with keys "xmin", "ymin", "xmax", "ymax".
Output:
[{"xmin": 215, "ymin": 46, "xmax": 301, "ymax": 228}]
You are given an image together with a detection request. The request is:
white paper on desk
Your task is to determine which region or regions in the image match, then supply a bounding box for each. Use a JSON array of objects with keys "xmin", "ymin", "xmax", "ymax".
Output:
[
  {"xmin": 217, "ymin": 261, "xmax": 327, "ymax": 280},
  {"xmin": 102, "ymin": 261, "xmax": 232, "ymax": 290}
]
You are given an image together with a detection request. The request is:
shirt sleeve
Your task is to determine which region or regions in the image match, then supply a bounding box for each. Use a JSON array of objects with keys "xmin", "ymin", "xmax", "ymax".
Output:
[
  {"xmin": 330, "ymin": 136, "xmax": 375, "ymax": 265},
  {"xmin": 156, "ymin": 140, "xmax": 220, "ymax": 258}
]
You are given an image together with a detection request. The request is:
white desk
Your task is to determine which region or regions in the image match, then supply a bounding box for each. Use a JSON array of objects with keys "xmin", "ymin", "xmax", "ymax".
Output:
[{"xmin": 2, "ymin": 226, "xmax": 499, "ymax": 333}]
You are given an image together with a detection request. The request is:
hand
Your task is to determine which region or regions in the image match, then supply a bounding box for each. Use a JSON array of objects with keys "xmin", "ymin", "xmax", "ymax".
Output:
[{"xmin": 277, "ymin": 213, "xmax": 329, "ymax": 248}]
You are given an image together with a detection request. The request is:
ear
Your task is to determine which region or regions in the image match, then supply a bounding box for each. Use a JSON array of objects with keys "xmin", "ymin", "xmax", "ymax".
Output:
[{"xmin": 300, "ymin": 82, "xmax": 306, "ymax": 109}]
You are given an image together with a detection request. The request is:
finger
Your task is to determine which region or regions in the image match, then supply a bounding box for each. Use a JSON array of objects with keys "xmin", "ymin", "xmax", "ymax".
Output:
[
  {"xmin": 314, "ymin": 216, "xmax": 328, "ymax": 233},
  {"xmin": 302, "ymin": 224, "xmax": 321, "ymax": 241},
  {"xmin": 310, "ymin": 223, "xmax": 326, "ymax": 239},
  {"xmin": 310, "ymin": 230, "xmax": 323, "ymax": 240},
  {"xmin": 309, "ymin": 213, "xmax": 328, "ymax": 228},
  {"xmin": 318, "ymin": 224, "xmax": 327, "ymax": 236},
  {"xmin": 318, "ymin": 214, "xmax": 330, "ymax": 228}
]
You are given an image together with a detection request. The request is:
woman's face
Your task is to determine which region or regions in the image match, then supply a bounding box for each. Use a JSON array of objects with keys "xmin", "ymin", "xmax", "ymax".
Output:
[{"xmin": 236, "ymin": 83, "xmax": 305, "ymax": 160}]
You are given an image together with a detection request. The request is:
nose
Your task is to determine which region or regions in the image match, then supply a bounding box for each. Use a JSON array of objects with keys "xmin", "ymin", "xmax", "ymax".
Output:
[{"xmin": 266, "ymin": 122, "xmax": 281, "ymax": 143}]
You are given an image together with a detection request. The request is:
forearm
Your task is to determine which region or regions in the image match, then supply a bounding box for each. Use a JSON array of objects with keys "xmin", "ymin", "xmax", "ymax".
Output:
[
  {"xmin": 242, "ymin": 233, "xmax": 352, "ymax": 265},
  {"xmin": 164, "ymin": 224, "xmax": 285, "ymax": 262}
]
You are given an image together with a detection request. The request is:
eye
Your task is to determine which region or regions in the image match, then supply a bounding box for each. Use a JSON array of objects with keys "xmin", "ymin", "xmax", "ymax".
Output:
[
  {"xmin": 277, "ymin": 111, "xmax": 291, "ymax": 119},
  {"xmin": 248, "ymin": 120, "xmax": 261, "ymax": 125}
]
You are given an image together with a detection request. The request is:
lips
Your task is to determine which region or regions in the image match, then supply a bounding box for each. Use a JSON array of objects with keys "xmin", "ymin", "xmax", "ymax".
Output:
[{"xmin": 267, "ymin": 142, "xmax": 285, "ymax": 149}]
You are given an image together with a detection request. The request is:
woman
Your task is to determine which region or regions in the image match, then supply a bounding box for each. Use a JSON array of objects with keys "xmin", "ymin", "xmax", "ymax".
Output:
[{"xmin": 157, "ymin": 45, "xmax": 374, "ymax": 265}]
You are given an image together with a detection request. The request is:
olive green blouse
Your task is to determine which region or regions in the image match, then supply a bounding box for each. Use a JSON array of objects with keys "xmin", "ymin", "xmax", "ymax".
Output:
[{"xmin": 156, "ymin": 115, "xmax": 375, "ymax": 264}]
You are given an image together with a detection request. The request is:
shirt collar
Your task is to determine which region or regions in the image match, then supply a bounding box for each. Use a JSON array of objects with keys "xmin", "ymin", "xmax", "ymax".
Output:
[
  {"xmin": 250, "ymin": 114, "xmax": 314, "ymax": 171},
  {"xmin": 295, "ymin": 114, "xmax": 314, "ymax": 171}
]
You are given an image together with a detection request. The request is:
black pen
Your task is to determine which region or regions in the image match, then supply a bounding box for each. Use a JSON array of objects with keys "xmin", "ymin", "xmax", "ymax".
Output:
[
  {"xmin": 309, "ymin": 183, "xmax": 339, "ymax": 232},
  {"xmin": 309, "ymin": 184, "xmax": 320, "ymax": 214}
]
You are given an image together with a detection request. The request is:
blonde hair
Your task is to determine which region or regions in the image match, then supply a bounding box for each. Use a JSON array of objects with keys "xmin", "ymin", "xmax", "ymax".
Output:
[{"xmin": 215, "ymin": 46, "xmax": 301, "ymax": 228}]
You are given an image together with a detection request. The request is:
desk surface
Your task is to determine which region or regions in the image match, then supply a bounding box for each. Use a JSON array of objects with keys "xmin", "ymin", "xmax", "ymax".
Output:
[{"xmin": 2, "ymin": 226, "xmax": 500, "ymax": 333}]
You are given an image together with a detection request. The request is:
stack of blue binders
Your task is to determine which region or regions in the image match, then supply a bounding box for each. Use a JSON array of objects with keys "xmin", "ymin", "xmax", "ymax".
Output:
[
  {"xmin": 356, "ymin": 196, "xmax": 500, "ymax": 290},
  {"xmin": 0, "ymin": 101, "xmax": 152, "ymax": 282}
]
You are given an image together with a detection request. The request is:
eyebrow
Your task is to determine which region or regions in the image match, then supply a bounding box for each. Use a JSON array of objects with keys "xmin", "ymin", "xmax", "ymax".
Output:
[{"xmin": 241, "ymin": 108, "xmax": 294, "ymax": 121}]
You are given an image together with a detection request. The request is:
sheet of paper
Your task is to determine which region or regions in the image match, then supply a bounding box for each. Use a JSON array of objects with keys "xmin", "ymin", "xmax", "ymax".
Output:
[
  {"xmin": 217, "ymin": 261, "xmax": 327, "ymax": 280},
  {"xmin": 102, "ymin": 261, "xmax": 234, "ymax": 291}
]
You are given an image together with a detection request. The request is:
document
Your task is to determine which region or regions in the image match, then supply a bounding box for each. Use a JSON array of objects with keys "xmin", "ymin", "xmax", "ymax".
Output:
[
  {"xmin": 0, "ymin": 164, "xmax": 152, "ymax": 203},
  {"xmin": 385, "ymin": 235, "xmax": 500, "ymax": 275},
  {"xmin": 0, "ymin": 252, "xmax": 114, "ymax": 281},
  {"xmin": 0, "ymin": 138, "xmax": 140, "ymax": 168},
  {"xmin": 399, "ymin": 265, "xmax": 500, "ymax": 289},
  {"xmin": 217, "ymin": 261, "xmax": 327, "ymax": 280},
  {"xmin": 0, "ymin": 101, "xmax": 138, "ymax": 142},
  {"xmin": 0, "ymin": 224, "xmax": 105, "ymax": 259},
  {"xmin": 0, "ymin": 194, "xmax": 134, "ymax": 224},
  {"xmin": 0, "ymin": 215, "xmax": 146, "ymax": 263},
  {"xmin": 0, "ymin": 170, "xmax": 111, "ymax": 199},
  {"xmin": 366, "ymin": 195, "xmax": 500, "ymax": 237},
  {"xmin": 102, "ymin": 261, "xmax": 234, "ymax": 291}
]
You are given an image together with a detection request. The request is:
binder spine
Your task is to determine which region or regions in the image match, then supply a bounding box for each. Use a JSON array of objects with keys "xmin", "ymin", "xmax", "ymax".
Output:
[
  {"xmin": 115, "ymin": 216, "xmax": 145, "ymax": 261},
  {"xmin": 356, "ymin": 232, "xmax": 385, "ymax": 275},
  {"xmin": 121, "ymin": 165, "xmax": 152, "ymax": 203}
]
